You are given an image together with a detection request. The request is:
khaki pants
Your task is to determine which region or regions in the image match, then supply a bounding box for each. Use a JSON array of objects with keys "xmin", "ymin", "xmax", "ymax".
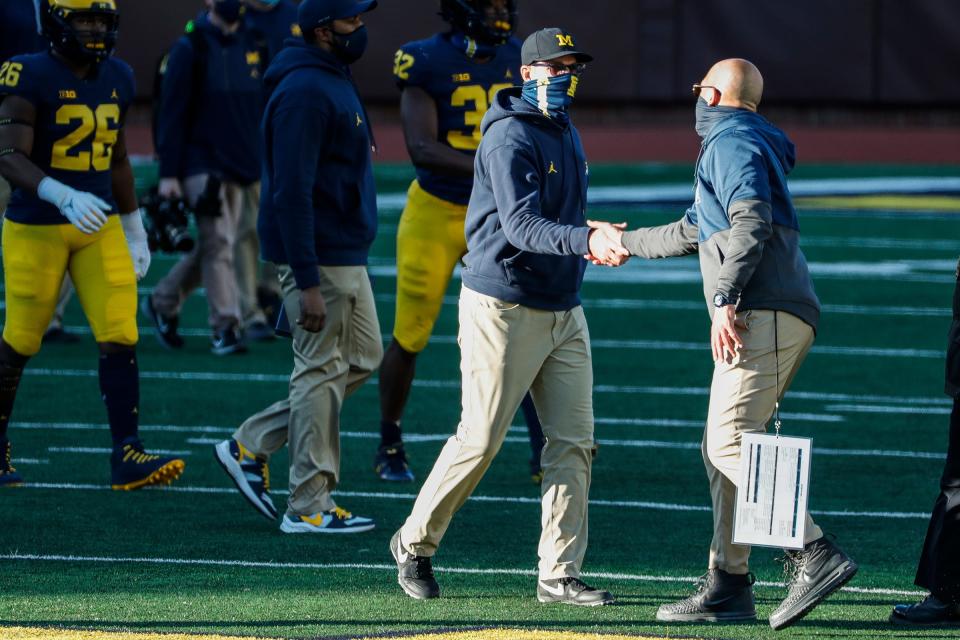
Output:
[
  {"xmin": 704, "ymin": 309, "xmax": 823, "ymax": 574},
  {"xmin": 152, "ymin": 175, "xmax": 259, "ymax": 332},
  {"xmin": 233, "ymin": 182, "xmax": 280, "ymax": 326},
  {"xmin": 401, "ymin": 287, "xmax": 595, "ymax": 580},
  {"xmin": 234, "ymin": 264, "xmax": 382, "ymax": 515}
]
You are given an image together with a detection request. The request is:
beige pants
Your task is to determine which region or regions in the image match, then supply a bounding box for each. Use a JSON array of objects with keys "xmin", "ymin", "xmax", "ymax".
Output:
[
  {"xmin": 704, "ymin": 309, "xmax": 823, "ymax": 574},
  {"xmin": 234, "ymin": 264, "xmax": 382, "ymax": 515},
  {"xmin": 233, "ymin": 182, "xmax": 280, "ymax": 326},
  {"xmin": 401, "ymin": 287, "xmax": 595, "ymax": 580},
  {"xmin": 152, "ymin": 175, "xmax": 259, "ymax": 332}
]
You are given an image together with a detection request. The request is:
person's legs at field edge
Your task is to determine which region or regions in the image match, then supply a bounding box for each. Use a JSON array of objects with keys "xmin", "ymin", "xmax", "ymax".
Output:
[
  {"xmin": 234, "ymin": 181, "xmax": 273, "ymax": 333},
  {"xmin": 702, "ymin": 309, "xmax": 819, "ymax": 575},
  {"xmin": 151, "ymin": 174, "xmax": 242, "ymax": 334},
  {"xmin": 235, "ymin": 265, "xmax": 381, "ymax": 514},
  {"xmin": 400, "ymin": 289, "xmax": 560, "ymax": 558},
  {"xmin": 530, "ymin": 305, "xmax": 594, "ymax": 580}
]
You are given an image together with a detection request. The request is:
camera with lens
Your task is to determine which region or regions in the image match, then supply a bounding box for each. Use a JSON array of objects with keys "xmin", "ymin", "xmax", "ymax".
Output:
[{"xmin": 141, "ymin": 187, "xmax": 194, "ymax": 253}]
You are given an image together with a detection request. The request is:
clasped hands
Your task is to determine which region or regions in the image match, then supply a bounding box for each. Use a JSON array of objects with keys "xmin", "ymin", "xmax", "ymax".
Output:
[{"xmin": 584, "ymin": 219, "xmax": 630, "ymax": 267}]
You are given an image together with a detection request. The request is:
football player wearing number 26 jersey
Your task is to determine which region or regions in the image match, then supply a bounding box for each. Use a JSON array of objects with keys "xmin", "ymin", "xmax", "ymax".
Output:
[{"xmin": 0, "ymin": 0, "xmax": 185, "ymax": 490}]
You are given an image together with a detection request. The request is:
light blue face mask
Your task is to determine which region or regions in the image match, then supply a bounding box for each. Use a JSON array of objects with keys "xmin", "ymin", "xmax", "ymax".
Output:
[{"xmin": 521, "ymin": 73, "xmax": 579, "ymax": 123}]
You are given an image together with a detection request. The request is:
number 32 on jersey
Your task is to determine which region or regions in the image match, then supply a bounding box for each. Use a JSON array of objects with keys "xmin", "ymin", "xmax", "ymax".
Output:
[{"xmin": 447, "ymin": 83, "xmax": 512, "ymax": 151}]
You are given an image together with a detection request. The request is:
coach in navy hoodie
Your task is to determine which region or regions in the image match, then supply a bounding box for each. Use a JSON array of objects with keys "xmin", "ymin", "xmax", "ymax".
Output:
[
  {"xmin": 223, "ymin": 0, "xmax": 383, "ymax": 534},
  {"xmin": 393, "ymin": 29, "xmax": 625, "ymax": 607}
]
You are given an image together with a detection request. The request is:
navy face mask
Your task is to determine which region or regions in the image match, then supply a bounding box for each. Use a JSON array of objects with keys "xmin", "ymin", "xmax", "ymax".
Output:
[
  {"xmin": 214, "ymin": 0, "xmax": 243, "ymax": 24},
  {"xmin": 521, "ymin": 73, "xmax": 579, "ymax": 124},
  {"xmin": 330, "ymin": 24, "xmax": 368, "ymax": 64},
  {"xmin": 695, "ymin": 98, "xmax": 740, "ymax": 138}
]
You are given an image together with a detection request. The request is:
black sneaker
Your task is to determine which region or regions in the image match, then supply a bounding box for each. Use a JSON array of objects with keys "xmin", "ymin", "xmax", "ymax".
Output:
[
  {"xmin": 769, "ymin": 536, "xmax": 859, "ymax": 630},
  {"xmin": 890, "ymin": 594, "xmax": 960, "ymax": 626},
  {"xmin": 656, "ymin": 569, "xmax": 756, "ymax": 621},
  {"xmin": 141, "ymin": 295, "xmax": 184, "ymax": 349},
  {"xmin": 390, "ymin": 529, "xmax": 439, "ymax": 599},
  {"xmin": 374, "ymin": 442, "xmax": 414, "ymax": 482},
  {"xmin": 0, "ymin": 438, "xmax": 24, "ymax": 487},
  {"xmin": 211, "ymin": 327, "xmax": 247, "ymax": 356},
  {"xmin": 537, "ymin": 577, "xmax": 615, "ymax": 607}
]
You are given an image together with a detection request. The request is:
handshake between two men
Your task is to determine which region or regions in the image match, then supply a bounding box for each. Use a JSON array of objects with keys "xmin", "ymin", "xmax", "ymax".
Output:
[{"xmin": 585, "ymin": 219, "xmax": 630, "ymax": 267}]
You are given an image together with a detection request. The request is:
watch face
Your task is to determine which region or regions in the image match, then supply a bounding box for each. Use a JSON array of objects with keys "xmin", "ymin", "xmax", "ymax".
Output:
[{"xmin": 713, "ymin": 294, "xmax": 726, "ymax": 307}]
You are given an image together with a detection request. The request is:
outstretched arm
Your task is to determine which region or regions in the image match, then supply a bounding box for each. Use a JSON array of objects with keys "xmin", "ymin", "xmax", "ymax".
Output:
[{"xmin": 621, "ymin": 209, "xmax": 699, "ymax": 259}]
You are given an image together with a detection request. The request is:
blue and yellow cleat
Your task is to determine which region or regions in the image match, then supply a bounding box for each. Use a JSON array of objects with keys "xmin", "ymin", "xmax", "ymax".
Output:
[
  {"xmin": 0, "ymin": 438, "xmax": 24, "ymax": 487},
  {"xmin": 213, "ymin": 438, "xmax": 277, "ymax": 520},
  {"xmin": 280, "ymin": 507, "xmax": 375, "ymax": 534},
  {"xmin": 374, "ymin": 442, "xmax": 415, "ymax": 482},
  {"xmin": 110, "ymin": 437, "xmax": 185, "ymax": 490}
]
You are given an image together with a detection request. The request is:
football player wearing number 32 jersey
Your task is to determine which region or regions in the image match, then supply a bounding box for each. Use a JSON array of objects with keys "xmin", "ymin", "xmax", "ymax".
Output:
[
  {"xmin": 0, "ymin": 0, "xmax": 185, "ymax": 490},
  {"xmin": 375, "ymin": 0, "xmax": 547, "ymax": 485}
]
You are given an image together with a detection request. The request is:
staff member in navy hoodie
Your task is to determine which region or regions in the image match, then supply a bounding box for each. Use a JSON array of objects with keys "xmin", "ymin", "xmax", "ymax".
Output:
[
  {"xmin": 214, "ymin": 0, "xmax": 383, "ymax": 533},
  {"xmin": 390, "ymin": 28, "xmax": 626, "ymax": 606},
  {"xmin": 145, "ymin": 0, "xmax": 264, "ymax": 355}
]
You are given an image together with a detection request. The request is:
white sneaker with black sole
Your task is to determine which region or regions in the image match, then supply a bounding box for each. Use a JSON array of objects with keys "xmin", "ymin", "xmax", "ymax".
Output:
[
  {"xmin": 213, "ymin": 438, "xmax": 277, "ymax": 520},
  {"xmin": 537, "ymin": 577, "xmax": 615, "ymax": 606},
  {"xmin": 280, "ymin": 507, "xmax": 375, "ymax": 533}
]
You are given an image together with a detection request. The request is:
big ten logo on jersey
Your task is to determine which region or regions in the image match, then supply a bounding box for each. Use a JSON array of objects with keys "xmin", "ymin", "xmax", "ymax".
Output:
[
  {"xmin": 0, "ymin": 62, "xmax": 23, "ymax": 88},
  {"xmin": 51, "ymin": 104, "xmax": 120, "ymax": 172},
  {"xmin": 393, "ymin": 50, "xmax": 414, "ymax": 81},
  {"xmin": 447, "ymin": 83, "xmax": 512, "ymax": 150}
]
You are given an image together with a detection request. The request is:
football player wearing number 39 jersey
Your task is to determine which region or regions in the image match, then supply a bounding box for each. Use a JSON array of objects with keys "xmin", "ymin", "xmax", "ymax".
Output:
[
  {"xmin": 0, "ymin": 0, "xmax": 185, "ymax": 490},
  {"xmin": 375, "ymin": 0, "xmax": 547, "ymax": 485}
]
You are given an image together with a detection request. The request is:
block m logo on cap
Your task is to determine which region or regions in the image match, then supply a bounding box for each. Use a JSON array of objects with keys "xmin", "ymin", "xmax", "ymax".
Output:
[{"xmin": 556, "ymin": 34, "xmax": 574, "ymax": 47}]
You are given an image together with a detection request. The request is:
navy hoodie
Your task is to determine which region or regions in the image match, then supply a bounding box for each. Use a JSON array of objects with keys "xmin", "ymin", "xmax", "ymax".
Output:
[
  {"xmin": 257, "ymin": 40, "xmax": 377, "ymax": 290},
  {"xmin": 462, "ymin": 87, "xmax": 590, "ymax": 311},
  {"xmin": 156, "ymin": 13, "xmax": 262, "ymax": 184}
]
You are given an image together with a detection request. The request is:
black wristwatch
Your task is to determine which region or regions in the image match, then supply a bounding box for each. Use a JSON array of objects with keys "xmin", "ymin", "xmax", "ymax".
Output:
[{"xmin": 713, "ymin": 292, "xmax": 736, "ymax": 308}]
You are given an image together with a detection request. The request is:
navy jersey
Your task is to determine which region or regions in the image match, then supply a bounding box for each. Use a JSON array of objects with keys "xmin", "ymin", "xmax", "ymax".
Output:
[
  {"xmin": 0, "ymin": 0, "xmax": 46, "ymax": 63},
  {"xmin": 394, "ymin": 33, "xmax": 520, "ymax": 205},
  {"xmin": 3, "ymin": 52, "xmax": 134, "ymax": 225}
]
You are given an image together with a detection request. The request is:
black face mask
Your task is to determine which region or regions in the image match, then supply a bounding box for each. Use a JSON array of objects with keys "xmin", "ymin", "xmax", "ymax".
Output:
[
  {"xmin": 214, "ymin": 0, "xmax": 243, "ymax": 24},
  {"xmin": 694, "ymin": 98, "xmax": 741, "ymax": 138},
  {"xmin": 329, "ymin": 24, "xmax": 368, "ymax": 64}
]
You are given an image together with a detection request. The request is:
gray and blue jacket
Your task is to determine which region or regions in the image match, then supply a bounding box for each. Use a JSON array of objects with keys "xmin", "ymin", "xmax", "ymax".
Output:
[
  {"xmin": 622, "ymin": 109, "xmax": 821, "ymax": 330},
  {"xmin": 461, "ymin": 87, "xmax": 591, "ymax": 311}
]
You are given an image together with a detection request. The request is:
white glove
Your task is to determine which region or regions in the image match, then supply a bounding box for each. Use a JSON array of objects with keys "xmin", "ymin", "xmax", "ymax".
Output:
[
  {"xmin": 37, "ymin": 176, "xmax": 109, "ymax": 234},
  {"xmin": 120, "ymin": 208, "xmax": 151, "ymax": 280}
]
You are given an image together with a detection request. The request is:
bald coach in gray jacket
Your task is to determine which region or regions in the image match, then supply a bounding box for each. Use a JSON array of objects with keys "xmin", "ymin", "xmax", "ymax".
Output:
[{"xmin": 617, "ymin": 59, "xmax": 858, "ymax": 631}]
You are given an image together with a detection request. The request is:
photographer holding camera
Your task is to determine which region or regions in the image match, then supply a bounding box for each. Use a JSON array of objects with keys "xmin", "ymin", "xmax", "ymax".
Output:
[{"xmin": 143, "ymin": 0, "xmax": 264, "ymax": 355}]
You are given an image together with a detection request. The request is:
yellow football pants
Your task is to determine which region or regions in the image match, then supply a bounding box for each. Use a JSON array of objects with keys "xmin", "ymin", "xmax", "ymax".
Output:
[
  {"xmin": 393, "ymin": 180, "xmax": 468, "ymax": 353},
  {"xmin": 2, "ymin": 216, "xmax": 137, "ymax": 356}
]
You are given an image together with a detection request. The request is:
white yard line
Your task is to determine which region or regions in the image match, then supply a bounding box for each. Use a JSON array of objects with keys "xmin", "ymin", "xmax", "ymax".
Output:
[
  {"xmin": 16, "ymin": 372, "xmax": 954, "ymax": 408},
  {"xmin": 17, "ymin": 482, "xmax": 930, "ymax": 520},
  {"xmin": 18, "ymin": 422, "xmax": 942, "ymax": 460},
  {"xmin": 0, "ymin": 552, "xmax": 925, "ymax": 597},
  {"xmin": 825, "ymin": 404, "xmax": 953, "ymax": 415}
]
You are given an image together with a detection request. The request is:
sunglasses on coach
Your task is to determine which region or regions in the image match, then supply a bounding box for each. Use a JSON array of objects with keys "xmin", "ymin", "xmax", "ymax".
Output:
[
  {"xmin": 531, "ymin": 61, "xmax": 586, "ymax": 76},
  {"xmin": 691, "ymin": 83, "xmax": 722, "ymax": 100}
]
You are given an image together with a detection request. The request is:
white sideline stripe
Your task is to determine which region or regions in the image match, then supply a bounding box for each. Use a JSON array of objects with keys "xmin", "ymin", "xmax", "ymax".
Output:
[
  {"xmin": 0, "ymin": 552, "xmax": 925, "ymax": 597},
  {"xmin": 373, "ymin": 294, "xmax": 953, "ymax": 319},
  {"xmin": 20, "ymin": 369, "xmax": 954, "ymax": 407},
  {"xmin": 13, "ymin": 422, "xmax": 234, "ymax": 434},
  {"xmin": 20, "ymin": 482, "xmax": 930, "ymax": 521},
  {"xmin": 46, "ymin": 446, "xmax": 192, "ymax": 455},
  {"xmin": 825, "ymin": 403, "xmax": 953, "ymax": 416},
  {"xmin": 60, "ymin": 326, "xmax": 949, "ymax": 359},
  {"xmin": 17, "ymin": 423, "xmax": 940, "ymax": 460},
  {"xmin": 14, "ymin": 458, "xmax": 49, "ymax": 464}
]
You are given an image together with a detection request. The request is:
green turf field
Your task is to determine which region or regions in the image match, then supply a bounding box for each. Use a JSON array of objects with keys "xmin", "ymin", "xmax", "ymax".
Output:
[{"xmin": 2, "ymin": 164, "xmax": 959, "ymax": 639}]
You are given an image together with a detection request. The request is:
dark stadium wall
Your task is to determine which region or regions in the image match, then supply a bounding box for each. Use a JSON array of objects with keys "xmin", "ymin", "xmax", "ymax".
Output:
[{"xmin": 119, "ymin": 0, "xmax": 959, "ymax": 105}]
